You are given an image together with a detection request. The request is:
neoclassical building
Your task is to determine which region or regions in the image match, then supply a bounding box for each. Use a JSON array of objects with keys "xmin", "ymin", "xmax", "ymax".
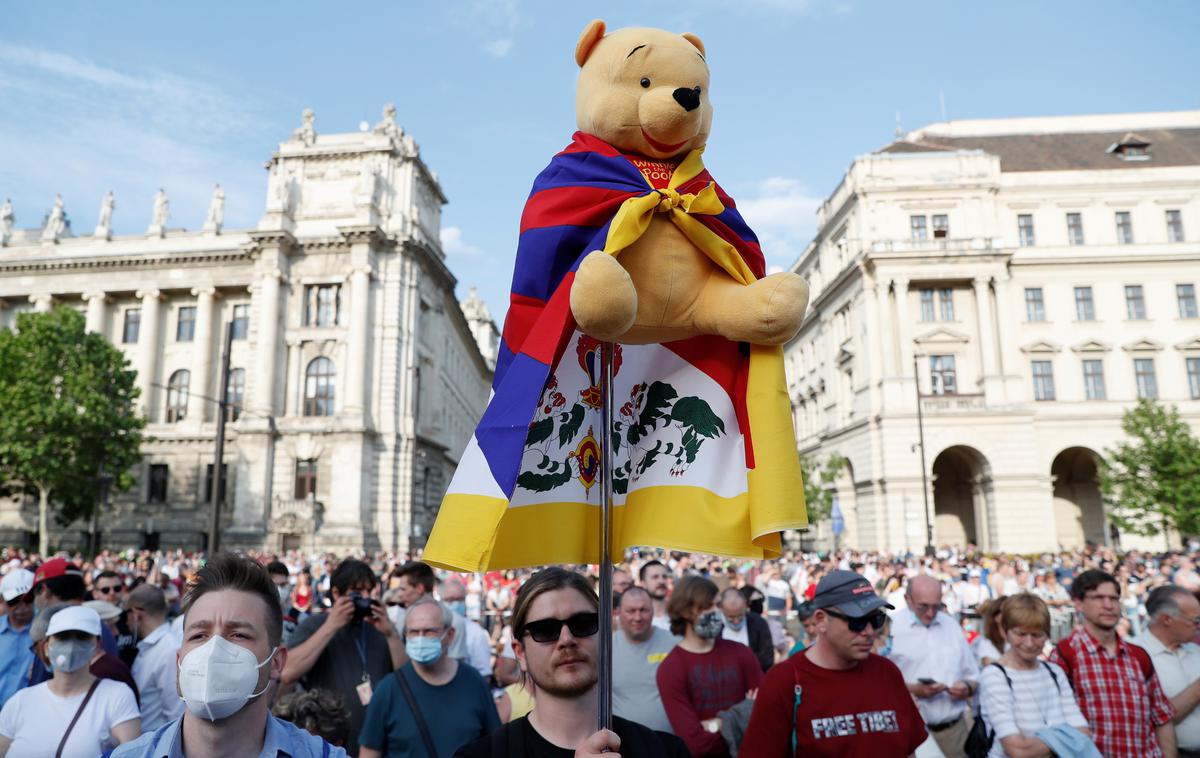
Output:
[
  {"xmin": 786, "ymin": 110, "xmax": 1200, "ymax": 553},
  {"xmin": 0, "ymin": 107, "xmax": 496, "ymax": 554}
]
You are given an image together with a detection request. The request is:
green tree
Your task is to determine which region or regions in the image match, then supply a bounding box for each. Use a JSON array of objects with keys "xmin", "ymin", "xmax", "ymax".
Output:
[
  {"xmin": 800, "ymin": 452, "xmax": 849, "ymax": 524},
  {"xmin": 0, "ymin": 308, "xmax": 144, "ymax": 554},
  {"xmin": 1099, "ymin": 399, "xmax": 1200, "ymax": 541}
]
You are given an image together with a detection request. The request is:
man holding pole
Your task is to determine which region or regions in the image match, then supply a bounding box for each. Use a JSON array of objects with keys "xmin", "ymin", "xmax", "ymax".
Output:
[{"xmin": 456, "ymin": 567, "xmax": 687, "ymax": 758}]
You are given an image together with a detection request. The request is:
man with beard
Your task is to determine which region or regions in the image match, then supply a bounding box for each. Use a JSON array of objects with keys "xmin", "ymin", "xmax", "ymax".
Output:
[
  {"xmin": 739, "ymin": 570, "xmax": 927, "ymax": 757},
  {"xmin": 612, "ymin": 587, "xmax": 678, "ymax": 733},
  {"xmin": 455, "ymin": 567, "xmax": 688, "ymax": 757},
  {"xmin": 638, "ymin": 560, "xmax": 671, "ymax": 631},
  {"xmin": 1049, "ymin": 569, "xmax": 1176, "ymax": 757}
]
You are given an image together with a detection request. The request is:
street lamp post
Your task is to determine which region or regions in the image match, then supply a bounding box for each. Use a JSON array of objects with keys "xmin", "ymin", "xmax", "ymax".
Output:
[
  {"xmin": 913, "ymin": 355, "xmax": 934, "ymax": 556},
  {"xmin": 207, "ymin": 322, "xmax": 234, "ymax": 555}
]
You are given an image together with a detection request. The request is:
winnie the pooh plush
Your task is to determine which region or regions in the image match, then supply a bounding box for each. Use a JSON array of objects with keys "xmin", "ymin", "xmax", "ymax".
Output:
[{"xmin": 567, "ymin": 19, "xmax": 809, "ymax": 345}]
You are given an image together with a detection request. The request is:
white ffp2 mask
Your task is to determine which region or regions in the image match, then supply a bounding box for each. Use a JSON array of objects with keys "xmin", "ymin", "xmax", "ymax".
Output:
[{"xmin": 178, "ymin": 635, "xmax": 277, "ymax": 721}]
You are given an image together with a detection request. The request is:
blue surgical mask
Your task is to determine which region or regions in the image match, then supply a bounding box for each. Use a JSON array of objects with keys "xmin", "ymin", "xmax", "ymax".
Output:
[
  {"xmin": 878, "ymin": 635, "xmax": 893, "ymax": 657},
  {"xmin": 406, "ymin": 635, "xmax": 445, "ymax": 665},
  {"xmin": 447, "ymin": 601, "xmax": 467, "ymax": 617},
  {"xmin": 724, "ymin": 614, "xmax": 745, "ymax": 632}
]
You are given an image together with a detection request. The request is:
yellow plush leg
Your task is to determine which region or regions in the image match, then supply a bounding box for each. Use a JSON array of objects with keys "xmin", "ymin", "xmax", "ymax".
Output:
[
  {"xmin": 695, "ymin": 271, "xmax": 809, "ymax": 345},
  {"xmin": 570, "ymin": 251, "xmax": 639, "ymax": 341}
]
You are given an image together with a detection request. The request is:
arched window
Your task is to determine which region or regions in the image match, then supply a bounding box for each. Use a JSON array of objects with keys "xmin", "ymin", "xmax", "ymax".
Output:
[
  {"xmin": 165, "ymin": 369, "xmax": 190, "ymax": 423},
  {"xmin": 304, "ymin": 357, "xmax": 335, "ymax": 417},
  {"xmin": 225, "ymin": 368, "xmax": 245, "ymax": 422}
]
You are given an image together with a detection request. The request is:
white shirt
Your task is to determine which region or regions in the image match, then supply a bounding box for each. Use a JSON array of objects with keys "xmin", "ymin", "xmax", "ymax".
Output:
[
  {"xmin": 0, "ymin": 678, "xmax": 139, "ymax": 758},
  {"xmin": 1133, "ymin": 632, "xmax": 1200, "ymax": 750},
  {"xmin": 888, "ymin": 607, "xmax": 981, "ymax": 726},
  {"xmin": 131, "ymin": 622, "xmax": 185, "ymax": 730},
  {"xmin": 651, "ymin": 613, "xmax": 671, "ymax": 631},
  {"xmin": 460, "ymin": 616, "xmax": 494, "ymax": 679},
  {"xmin": 955, "ymin": 580, "xmax": 991, "ymax": 611},
  {"xmin": 979, "ymin": 662, "xmax": 1087, "ymax": 758},
  {"xmin": 721, "ymin": 619, "xmax": 750, "ymax": 646}
]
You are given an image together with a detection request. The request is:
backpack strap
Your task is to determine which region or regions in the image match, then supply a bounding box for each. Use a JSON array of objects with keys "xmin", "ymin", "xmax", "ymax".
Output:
[
  {"xmin": 1053, "ymin": 637, "xmax": 1077, "ymax": 690},
  {"xmin": 989, "ymin": 661, "xmax": 1013, "ymax": 690},
  {"xmin": 1127, "ymin": 642, "xmax": 1156, "ymax": 682},
  {"xmin": 56, "ymin": 678, "xmax": 100, "ymax": 758},
  {"xmin": 394, "ymin": 668, "xmax": 439, "ymax": 758},
  {"xmin": 1039, "ymin": 661, "xmax": 1061, "ymax": 693}
]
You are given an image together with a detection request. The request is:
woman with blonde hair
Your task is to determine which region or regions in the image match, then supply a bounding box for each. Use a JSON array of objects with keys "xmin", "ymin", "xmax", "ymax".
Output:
[{"xmin": 972, "ymin": 598, "xmax": 1006, "ymax": 666}]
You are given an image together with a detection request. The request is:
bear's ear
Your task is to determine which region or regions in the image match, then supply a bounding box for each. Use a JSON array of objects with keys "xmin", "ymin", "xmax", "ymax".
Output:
[
  {"xmin": 681, "ymin": 32, "xmax": 706, "ymax": 57},
  {"xmin": 575, "ymin": 19, "xmax": 606, "ymax": 67}
]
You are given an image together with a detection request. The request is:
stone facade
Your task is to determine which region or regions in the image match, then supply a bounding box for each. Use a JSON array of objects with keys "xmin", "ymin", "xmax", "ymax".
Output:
[
  {"xmin": 786, "ymin": 110, "xmax": 1200, "ymax": 553},
  {"xmin": 0, "ymin": 108, "xmax": 494, "ymax": 554}
]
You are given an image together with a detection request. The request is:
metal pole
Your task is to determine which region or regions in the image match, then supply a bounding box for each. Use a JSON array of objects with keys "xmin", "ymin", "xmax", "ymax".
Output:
[
  {"xmin": 597, "ymin": 341, "xmax": 615, "ymax": 732},
  {"xmin": 207, "ymin": 322, "xmax": 233, "ymax": 555},
  {"xmin": 913, "ymin": 355, "xmax": 934, "ymax": 556}
]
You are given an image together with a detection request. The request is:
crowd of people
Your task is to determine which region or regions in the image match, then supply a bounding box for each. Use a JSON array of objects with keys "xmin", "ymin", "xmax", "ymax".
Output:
[{"xmin": 0, "ymin": 542, "xmax": 1197, "ymax": 756}]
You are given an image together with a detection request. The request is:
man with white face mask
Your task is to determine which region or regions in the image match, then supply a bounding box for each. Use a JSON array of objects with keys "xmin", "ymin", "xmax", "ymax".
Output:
[
  {"xmin": 359, "ymin": 598, "xmax": 499, "ymax": 756},
  {"xmin": 111, "ymin": 553, "xmax": 347, "ymax": 758}
]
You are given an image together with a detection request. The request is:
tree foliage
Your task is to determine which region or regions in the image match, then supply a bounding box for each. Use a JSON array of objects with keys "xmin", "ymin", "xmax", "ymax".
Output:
[
  {"xmin": 800, "ymin": 452, "xmax": 849, "ymax": 524},
  {"xmin": 0, "ymin": 308, "xmax": 144, "ymax": 553},
  {"xmin": 1099, "ymin": 399, "xmax": 1200, "ymax": 540}
]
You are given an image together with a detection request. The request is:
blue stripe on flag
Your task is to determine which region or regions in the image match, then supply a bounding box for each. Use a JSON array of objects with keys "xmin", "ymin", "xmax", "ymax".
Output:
[
  {"xmin": 510, "ymin": 224, "xmax": 611, "ymax": 301},
  {"xmin": 476, "ymin": 352, "xmax": 552, "ymax": 497}
]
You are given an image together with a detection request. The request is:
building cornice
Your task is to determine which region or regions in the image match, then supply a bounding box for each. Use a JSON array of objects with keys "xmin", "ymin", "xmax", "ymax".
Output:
[{"xmin": 0, "ymin": 249, "xmax": 251, "ymax": 275}]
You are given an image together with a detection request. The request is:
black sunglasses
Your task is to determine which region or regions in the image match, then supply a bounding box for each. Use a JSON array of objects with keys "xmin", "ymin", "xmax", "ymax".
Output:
[
  {"xmin": 824, "ymin": 609, "xmax": 888, "ymax": 633},
  {"xmin": 523, "ymin": 612, "xmax": 600, "ymax": 644},
  {"xmin": 95, "ymin": 586, "xmax": 119, "ymax": 595}
]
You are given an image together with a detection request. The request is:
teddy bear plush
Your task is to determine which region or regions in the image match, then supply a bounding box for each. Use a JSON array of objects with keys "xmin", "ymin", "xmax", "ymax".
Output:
[{"xmin": 567, "ymin": 19, "xmax": 809, "ymax": 346}]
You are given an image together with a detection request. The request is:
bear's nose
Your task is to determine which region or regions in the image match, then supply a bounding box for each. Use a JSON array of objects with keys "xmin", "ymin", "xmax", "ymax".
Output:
[{"xmin": 672, "ymin": 86, "xmax": 701, "ymax": 112}]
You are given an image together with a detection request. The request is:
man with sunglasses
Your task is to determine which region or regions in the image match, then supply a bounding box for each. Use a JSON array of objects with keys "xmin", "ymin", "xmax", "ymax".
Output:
[
  {"xmin": 457, "ymin": 566, "xmax": 688, "ymax": 757},
  {"xmin": 887, "ymin": 574, "xmax": 979, "ymax": 757},
  {"xmin": 740, "ymin": 569, "xmax": 927, "ymax": 756},
  {"xmin": 94, "ymin": 571, "xmax": 139, "ymax": 667}
]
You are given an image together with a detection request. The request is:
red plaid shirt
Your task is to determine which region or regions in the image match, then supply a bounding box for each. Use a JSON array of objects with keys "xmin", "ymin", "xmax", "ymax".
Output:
[{"xmin": 1048, "ymin": 627, "xmax": 1174, "ymax": 758}]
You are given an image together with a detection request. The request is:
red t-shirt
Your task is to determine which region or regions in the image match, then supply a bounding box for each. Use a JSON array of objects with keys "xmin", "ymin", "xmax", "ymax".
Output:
[
  {"xmin": 739, "ymin": 651, "xmax": 927, "ymax": 758},
  {"xmin": 656, "ymin": 638, "xmax": 763, "ymax": 758}
]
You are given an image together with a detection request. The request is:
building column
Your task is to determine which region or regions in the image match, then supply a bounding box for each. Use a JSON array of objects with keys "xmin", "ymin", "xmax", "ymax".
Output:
[
  {"xmin": 253, "ymin": 270, "xmax": 283, "ymax": 415},
  {"xmin": 29, "ymin": 294, "xmax": 53, "ymax": 313},
  {"xmin": 285, "ymin": 337, "xmax": 303, "ymax": 416},
  {"xmin": 992, "ymin": 274, "xmax": 1022, "ymax": 401},
  {"xmin": 972, "ymin": 277, "xmax": 1001, "ymax": 400},
  {"xmin": 188, "ymin": 287, "xmax": 218, "ymax": 424},
  {"xmin": 82, "ymin": 291, "xmax": 108, "ymax": 334},
  {"xmin": 135, "ymin": 289, "xmax": 163, "ymax": 418},
  {"xmin": 344, "ymin": 265, "xmax": 372, "ymax": 415}
]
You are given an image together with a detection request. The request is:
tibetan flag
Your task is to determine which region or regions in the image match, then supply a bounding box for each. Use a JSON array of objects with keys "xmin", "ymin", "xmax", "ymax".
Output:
[{"xmin": 423, "ymin": 132, "xmax": 806, "ymax": 571}]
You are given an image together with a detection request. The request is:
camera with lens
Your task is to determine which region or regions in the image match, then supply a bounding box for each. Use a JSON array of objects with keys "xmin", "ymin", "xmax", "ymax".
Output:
[{"xmin": 349, "ymin": 592, "xmax": 376, "ymax": 622}]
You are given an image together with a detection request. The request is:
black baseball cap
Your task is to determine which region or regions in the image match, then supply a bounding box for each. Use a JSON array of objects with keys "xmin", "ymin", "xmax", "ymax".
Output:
[{"xmin": 812, "ymin": 570, "xmax": 893, "ymax": 617}]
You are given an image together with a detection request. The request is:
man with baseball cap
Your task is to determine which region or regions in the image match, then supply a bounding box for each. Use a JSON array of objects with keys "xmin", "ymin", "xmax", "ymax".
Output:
[
  {"xmin": 0, "ymin": 569, "xmax": 35, "ymax": 707},
  {"xmin": 740, "ymin": 570, "xmax": 928, "ymax": 757},
  {"xmin": 26, "ymin": 558, "xmax": 119, "ymax": 686}
]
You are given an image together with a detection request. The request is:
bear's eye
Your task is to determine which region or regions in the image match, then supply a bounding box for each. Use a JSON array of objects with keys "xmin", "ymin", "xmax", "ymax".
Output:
[{"xmin": 640, "ymin": 77, "xmax": 651, "ymax": 89}]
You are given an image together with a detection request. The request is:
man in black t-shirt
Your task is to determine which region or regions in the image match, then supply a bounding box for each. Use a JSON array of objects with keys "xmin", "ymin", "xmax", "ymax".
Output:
[{"xmin": 456, "ymin": 567, "xmax": 687, "ymax": 758}]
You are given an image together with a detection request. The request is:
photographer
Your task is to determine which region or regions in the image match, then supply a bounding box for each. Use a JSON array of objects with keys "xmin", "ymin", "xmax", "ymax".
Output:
[{"xmin": 283, "ymin": 559, "xmax": 407, "ymax": 757}]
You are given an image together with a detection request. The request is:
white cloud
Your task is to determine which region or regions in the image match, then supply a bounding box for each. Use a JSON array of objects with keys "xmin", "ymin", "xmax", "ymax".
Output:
[
  {"xmin": 735, "ymin": 177, "xmax": 822, "ymax": 270},
  {"xmin": 455, "ymin": 0, "xmax": 522, "ymax": 58},
  {"xmin": 440, "ymin": 226, "xmax": 485, "ymax": 259},
  {"xmin": 483, "ymin": 39, "xmax": 514, "ymax": 58}
]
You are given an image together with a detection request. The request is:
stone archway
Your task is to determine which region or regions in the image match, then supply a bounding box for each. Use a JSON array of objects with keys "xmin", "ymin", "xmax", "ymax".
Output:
[
  {"xmin": 1051, "ymin": 447, "xmax": 1106, "ymax": 549},
  {"xmin": 931, "ymin": 446, "xmax": 993, "ymax": 549}
]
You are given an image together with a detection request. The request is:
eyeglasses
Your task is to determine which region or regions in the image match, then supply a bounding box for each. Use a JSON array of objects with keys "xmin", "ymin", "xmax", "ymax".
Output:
[
  {"xmin": 523, "ymin": 612, "xmax": 600, "ymax": 644},
  {"xmin": 911, "ymin": 603, "xmax": 945, "ymax": 615},
  {"xmin": 824, "ymin": 609, "xmax": 888, "ymax": 633}
]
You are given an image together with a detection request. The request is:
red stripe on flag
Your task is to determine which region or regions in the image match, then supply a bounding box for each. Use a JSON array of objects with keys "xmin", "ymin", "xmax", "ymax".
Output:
[
  {"xmin": 664, "ymin": 337, "xmax": 754, "ymax": 468},
  {"xmin": 559, "ymin": 132, "xmax": 623, "ymax": 157},
  {"xmin": 520, "ymin": 186, "xmax": 632, "ymax": 234},
  {"xmin": 519, "ymin": 273, "xmax": 576, "ymax": 366},
  {"xmin": 502, "ymin": 293, "xmax": 546, "ymax": 355}
]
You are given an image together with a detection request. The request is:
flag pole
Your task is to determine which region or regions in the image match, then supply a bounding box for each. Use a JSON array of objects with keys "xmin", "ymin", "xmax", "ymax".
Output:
[{"xmin": 597, "ymin": 341, "xmax": 615, "ymax": 732}]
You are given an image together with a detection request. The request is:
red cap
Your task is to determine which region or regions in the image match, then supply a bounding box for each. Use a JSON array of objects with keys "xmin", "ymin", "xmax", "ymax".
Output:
[{"xmin": 32, "ymin": 558, "xmax": 84, "ymax": 589}]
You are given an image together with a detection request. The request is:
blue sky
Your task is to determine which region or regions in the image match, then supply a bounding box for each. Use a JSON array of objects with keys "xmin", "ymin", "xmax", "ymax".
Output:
[{"xmin": 2, "ymin": 1, "xmax": 1197, "ymax": 324}]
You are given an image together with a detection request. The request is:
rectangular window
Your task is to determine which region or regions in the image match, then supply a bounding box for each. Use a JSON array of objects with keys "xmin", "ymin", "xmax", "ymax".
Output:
[
  {"xmin": 1115, "ymin": 211, "xmax": 1134, "ymax": 244},
  {"xmin": 176, "ymin": 306, "xmax": 196, "ymax": 342},
  {"xmin": 910, "ymin": 215, "xmax": 928, "ymax": 242},
  {"xmin": 1188, "ymin": 358, "xmax": 1200, "ymax": 400},
  {"xmin": 1074, "ymin": 287, "xmax": 1095, "ymax": 321},
  {"xmin": 230, "ymin": 304, "xmax": 250, "ymax": 340},
  {"xmin": 938, "ymin": 288, "xmax": 955, "ymax": 321},
  {"xmin": 1018, "ymin": 214, "xmax": 1036, "ymax": 247},
  {"xmin": 204, "ymin": 464, "xmax": 228, "ymax": 503},
  {"xmin": 304, "ymin": 285, "xmax": 341, "ymax": 327},
  {"xmin": 1066, "ymin": 212, "xmax": 1085, "ymax": 246},
  {"xmin": 919, "ymin": 289, "xmax": 935, "ymax": 322},
  {"xmin": 932, "ymin": 214, "xmax": 949, "ymax": 239},
  {"xmin": 929, "ymin": 355, "xmax": 957, "ymax": 396},
  {"xmin": 1135, "ymin": 358, "xmax": 1158, "ymax": 399},
  {"xmin": 148, "ymin": 464, "xmax": 169, "ymax": 503},
  {"xmin": 1083, "ymin": 360, "xmax": 1106, "ymax": 400},
  {"xmin": 1177, "ymin": 284, "xmax": 1198, "ymax": 319},
  {"xmin": 122, "ymin": 309, "xmax": 141, "ymax": 344},
  {"xmin": 1125, "ymin": 285, "xmax": 1146, "ymax": 320},
  {"xmin": 294, "ymin": 459, "xmax": 318, "ymax": 500},
  {"xmin": 1166, "ymin": 210, "xmax": 1185, "ymax": 243},
  {"xmin": 1032, "ymin": 361, "xmax": 1056, "ymax": 401},
  {"xmin": 1024, "ymin": 288, "xmax": 1045, "ymax": 322}
]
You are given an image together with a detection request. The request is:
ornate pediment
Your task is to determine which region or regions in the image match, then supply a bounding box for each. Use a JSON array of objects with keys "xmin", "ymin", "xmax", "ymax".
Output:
[
  {"xmin": 1020, "ymin": 339, "xmax": 1062, "ymax": 354},
  {"xmin": 1175, "ymin": 337, "xmax": 1200, "ymax": 353},
  {"xmin": 1070, "ymin": 339, "xmax": 1112, "ymax": 354},
  {"xmin": 914, "ymin": 326, "xmax": 970, "ymax": 345},
  {"xmin": 1121, "ymin": 338, "xmax": 1164, "ymax": 353}
]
